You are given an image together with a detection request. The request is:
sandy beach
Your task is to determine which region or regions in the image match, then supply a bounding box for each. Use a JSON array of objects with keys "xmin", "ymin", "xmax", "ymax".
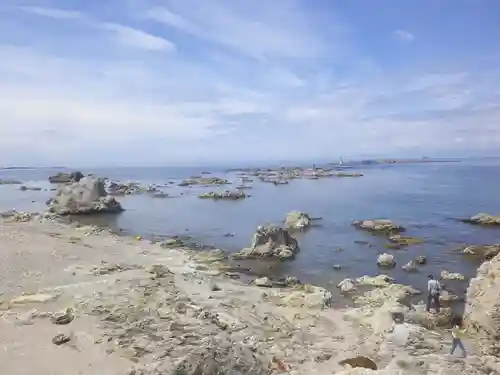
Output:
[{"xmin": 0, "ymin": 216, "xmax": 499, "ymax": 375}]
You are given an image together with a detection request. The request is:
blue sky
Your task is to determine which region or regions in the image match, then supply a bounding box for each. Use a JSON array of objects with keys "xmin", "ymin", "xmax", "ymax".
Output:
[{"xmin": 0, "ymin": 0, "xmax": 499, "ymax": 166}]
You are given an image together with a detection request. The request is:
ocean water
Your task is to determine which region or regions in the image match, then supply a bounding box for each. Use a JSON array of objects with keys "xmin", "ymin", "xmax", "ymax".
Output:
[{"xmin": 1, "ymin": 160, "xmax": 500, "ymax": 304}]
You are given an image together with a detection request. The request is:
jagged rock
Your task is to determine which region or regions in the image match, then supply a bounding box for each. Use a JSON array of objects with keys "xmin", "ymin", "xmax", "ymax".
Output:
[
  {"xmin": 232, "ymin": 225, "xmax": 299, "ymax": 260},
  {"xmin": 52, "ymin": 333, "xmax": 71, "ymax": 345},
  {"xmin": 198, "ymin": 190, "xmax": 246, "ymax": 200},
  {"xmin": 107, "ymin": 181, "xmax": 159, "ymax": 196},
  {"xmin": 338, "ymin": 278, "xmax": 356, "ymax": 293},
  {"xmin": 48, "ymin": 171, "xmax": 84, "ymax": 183},
  {"xmin": 402, "ymin": 260, "xmax": 418, "ymax": 272},
  {"xmin": 1, "ymin": 210, "xmax": 34, "ymax": 222},
  {"xmin": 377, "ymin": 253, "xmax": 396, "ymax": 268},
  {"xmin": 462, "ymin": 244, "xmax": 500, "ymax": 260},
  {"xmin": 254, "ymin": 277, "xmax": 272, "ymax": 287},
  {"xmin": 284, "ymin": 211, "xmax": 311, "ymax": 230},
  {"xmin": 276, "ymin": 285, "xmax": 332, "ymax": 309},
  {"xmin": 50, "ymin": 308, "xmax": 74, "ymax": 325},
  {"xmin": 406, "ymin": 303, "xmax": 453, "ymax": 329},
  {"xmin": 352, "ymin": 219, "xmax": 405, "ymax": 233},
  {"xmin": 464, "ymin": 252, "xmax": 500, "ymax": 356},
  {"xmin": 440, "ymin": 270, "xmax": 465, "ymax": 281},
  {"xmin": 46, "ymin": 176, "xmax": 124, "ymax": 215},
  {"xmin": 463, "ymin": 213, "xmax": 500, "ymax": 225}
]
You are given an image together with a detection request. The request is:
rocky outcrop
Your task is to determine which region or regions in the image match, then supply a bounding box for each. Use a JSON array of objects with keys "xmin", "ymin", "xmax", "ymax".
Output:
[
  {"xmin": 0, "ymin": 178, "xmax": 22, "ymax": 185},
  {"xmin": 48, "ymin": 171, "xmax": 84, "ymax": 184},
  {"xmin": 232, "ymin": 225, "xmax": 299, "ymax": 260},
  {"xmin": 46, "ymin": 176, "xmax": 124, "ymax": 215},
  {"xmin": 178, "ymin": 177, "xmax": 229, "ymax": 187},
  {"xmin": 284, "ymin": 211, "xmax": 311, "ymax": 230},
  {"xmin": 463, "ymin": 213, "xmax": 500, "ymax": 226},
  {"xmin": 462, "ymin": 244, "xmax": 500, "ymax": 260},
  {"xmin": 198, "ymin": 190, "xmax": 246, "ymax": 200},
  {"xmin": 464, "ymin": 252, "xmax": 500, "ymax": 357},
  {"xmin": 107, "ymin": 181, "xmax": 159, "ymax": 196},
  {"xmin": 352, "ymin": 219, "xmax": 405, "ymax": 233}
]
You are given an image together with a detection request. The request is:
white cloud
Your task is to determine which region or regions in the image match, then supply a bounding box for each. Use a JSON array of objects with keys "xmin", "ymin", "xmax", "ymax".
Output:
[
  {"xmin": 101, "ymin": 23, "xmax": 176, "ymax": 52},
  {"xmin": 144, "ymin": 1, "xmax": 327, "ymax": 59},
  {"xmin": 17, "ymin": 5, "xmax": 84, "ymax": 19},
  {"xmin": 394, "ymin": 29, "xmax": 415, "ymax": 42}
]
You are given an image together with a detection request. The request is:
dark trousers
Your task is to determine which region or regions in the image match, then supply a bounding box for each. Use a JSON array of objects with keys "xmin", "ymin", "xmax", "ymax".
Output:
[
  {"xmin": 450, "ymin": 338, "xmax": 466, "ymax": 356},
  {"xmin": 427, "ymin": 293, "xmax": 440, "ymax": 312}
]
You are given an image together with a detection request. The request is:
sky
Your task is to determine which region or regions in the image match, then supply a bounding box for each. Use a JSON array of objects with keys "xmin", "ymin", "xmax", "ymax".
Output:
[{"xmin": 0, "ymin": 0, "xmax": 499, "ymax": 166}]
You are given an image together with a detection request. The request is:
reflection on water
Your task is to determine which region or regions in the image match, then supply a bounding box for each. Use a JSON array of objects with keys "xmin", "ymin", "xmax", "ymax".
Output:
[{"xmin": 1, "ymin": 160, "xmax": 500, "ymax": 304}]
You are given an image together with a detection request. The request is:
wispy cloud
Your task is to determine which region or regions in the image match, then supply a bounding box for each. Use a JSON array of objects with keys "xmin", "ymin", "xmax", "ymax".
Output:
[
  {"xmin": 101, "ymin": 23, "xmax": 176, "ymax": 52},
  {"xmin": 394, "ymin": 29, "xmax": 415, "ymax": 42},
  {"xmin": 17, "ymin": 5, "xmax": 83, "ymax": 19}
]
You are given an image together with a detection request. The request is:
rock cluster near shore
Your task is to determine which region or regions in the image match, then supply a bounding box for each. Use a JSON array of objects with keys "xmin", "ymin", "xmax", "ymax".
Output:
[
  {"xmin": 48, "ymin": 170, "xmax": 84, "ymax": 184},
  {"xmin": 233, "ymin": 224, "xmax": 299, "ymax": 260},
  {"xmin": 463, "ymin": 213, "xmax": 500, "ymax": 226},
  {"xmin": 46, "ymin": 176, "xmax": 124, "ymax": 215},
  {"xmin": 198, "ymin": 190, "xmax": 246, "ymax": 200}
]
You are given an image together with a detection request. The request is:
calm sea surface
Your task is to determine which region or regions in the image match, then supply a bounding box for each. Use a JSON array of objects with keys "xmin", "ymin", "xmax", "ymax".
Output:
[{"xmin": 2, "ymin": 160, "xmax": 500, "ymax": 303}]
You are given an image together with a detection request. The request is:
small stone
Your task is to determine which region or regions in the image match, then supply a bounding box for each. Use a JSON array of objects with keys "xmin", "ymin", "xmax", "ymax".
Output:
[
  {"xmin": 50, "ymin": 308, "xmax": 74, "ymax": 325},
  {"xmin": 211, "ymin": 284, "xmax": 222, "ymax": 291},
  {"xmin": 52, "ymin": 333, "xmax": 71, "ymax": 345},
  {"xmin": 333, "ymin": 264, "xmax": 342, "ymax": 270},
  {"xmin": 402, "ymin": 260, "xmax": 418, "ymax": 272}
]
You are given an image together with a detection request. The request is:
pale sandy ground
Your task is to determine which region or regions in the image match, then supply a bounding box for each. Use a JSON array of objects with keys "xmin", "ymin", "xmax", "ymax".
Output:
[{"xmin": 0, "ymin": 218, "xmax": 498, "ymax": 375}]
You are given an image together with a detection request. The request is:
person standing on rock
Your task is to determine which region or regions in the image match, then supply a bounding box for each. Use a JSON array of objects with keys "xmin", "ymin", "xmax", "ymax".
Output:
[
  {"xmin": 450, "ymin": 316, "xmax": 467, "ymax": 357},
  {"xmin": 427, "ymin": 274, "xmax": 441, "ymax": 313}
]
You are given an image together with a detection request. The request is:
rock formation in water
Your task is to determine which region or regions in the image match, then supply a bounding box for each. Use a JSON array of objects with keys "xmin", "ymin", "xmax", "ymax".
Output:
[
  {"xmin": 352, "ymin": 219, "xmax": 405, "ymax": 233},
  {"xmin": 284, "ymin": 211, "xmax": 311, "ymax": 230},
  {"xmin": 198, "ymin": 190, "xmax": 246, "ymax": 200},
  {"xmin": 463, "ymin": 213, "xmax": 500, "ymax": 226},
  {"xmin": 46, "ymin": 176, "xmax": 124, "ymax": 215},
  {"xmin": 464, "ymin": 251, "xmax": 500, "ymax": 357},
  {"xmin": 232, "ymin": 225, "xmax": 299, "ymax": 260},
  {"xmin": 462, "ymin": 244, "xmax": 500, "ymax": 260},
  {"xmin": 48, "ymin": 171, "xmax": 84, "ymax": 184}
]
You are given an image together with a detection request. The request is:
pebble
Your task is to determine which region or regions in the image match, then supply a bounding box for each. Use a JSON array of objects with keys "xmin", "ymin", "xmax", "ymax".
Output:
[{"xmin": 52, "ymin": 333, "xmax": 71, "ymax": 345}]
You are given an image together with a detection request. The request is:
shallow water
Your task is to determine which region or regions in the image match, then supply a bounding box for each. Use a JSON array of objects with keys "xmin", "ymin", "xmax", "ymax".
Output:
[{"xmin": 1, "ymin": 160, "xmax": 500, "ymax": 303}]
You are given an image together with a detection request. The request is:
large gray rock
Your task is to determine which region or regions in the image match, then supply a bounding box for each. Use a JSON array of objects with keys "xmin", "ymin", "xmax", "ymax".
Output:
[
  {"xmin": 48, "ymin": 171, "xmax": 84, "ymax": 184},
  {"xmin": 47, "ymin": 176, "xmax": 123, "ymax": 215},
  {"xmin": 464, "ymin": 252, "xmax": 500, "ymax": 357},
  {"xmin": 232, "ymin": 225, "xmax": 299, "ymax": 260}
]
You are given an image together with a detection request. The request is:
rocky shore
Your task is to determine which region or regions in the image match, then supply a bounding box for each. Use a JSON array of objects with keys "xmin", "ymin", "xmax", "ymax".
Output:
[{"xmin": 0, "ymin": 215, "xmax": 499, "ymax": 375}]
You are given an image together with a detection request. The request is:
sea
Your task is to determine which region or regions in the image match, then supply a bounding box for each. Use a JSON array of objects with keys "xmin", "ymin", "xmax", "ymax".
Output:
[{"xmin": 1, "ymin": 159, "xmax": 500, "ymax": 305}]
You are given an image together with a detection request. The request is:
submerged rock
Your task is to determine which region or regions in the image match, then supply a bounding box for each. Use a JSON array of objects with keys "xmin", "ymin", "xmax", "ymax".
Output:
[
  {"xmin": 352, "ymin": 219, "xmax": 405, "ymax": 233},
  {"xmin": 19, "ymin": 185, "xmax": 42, "ymax": 191},
  {"xmin": 284, "ymin": 211, "xmax": 311, "ymax": 230},
  {"xmin": 48, "ymin": 171, "xmax": 84, "ymax": 184},
  {"xmin": 388, "ymin": 234, "xmax": 422, "ymax": 246},
  {"xmin": 198, "ymin": 190, "xmax": 246, "ymax": 200},
  {"xmin": 415, "ymin": 255, "xmax": 427, "ymax": 265},
  {"xmin": 356, "ymin": 274, "xmax": 394, "ymax": 287},
  {"xmin": 463, "ymin": 213, "xmax": 500, "ymax": 226},
  {"xmin": 46, "ymin": 176, "xmax": 124, "ymax": 215},
  {"xmin": 402, "ymin": 260, "xmax": 418, "ymax": 272},
  {"xmin": 377, "ymin": 253, "xmax": 396, "ymax": 268},
  {"xmin": 232, "ymin": 225, "xmax": 299, "ymax": 260}
]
